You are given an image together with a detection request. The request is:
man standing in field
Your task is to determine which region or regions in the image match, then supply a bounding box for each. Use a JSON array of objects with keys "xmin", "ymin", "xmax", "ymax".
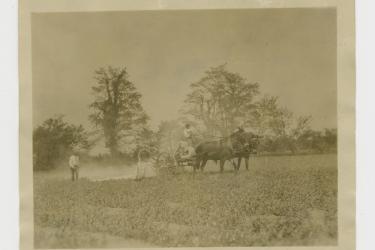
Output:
[{"xmin": 69, "ymin": 152, "xmax": 80, "ymax": 181}]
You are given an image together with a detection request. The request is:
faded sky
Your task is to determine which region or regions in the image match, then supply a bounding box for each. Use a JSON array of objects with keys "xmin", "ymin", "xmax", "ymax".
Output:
[{"xmin": 32, "ymin": 8, "xmax": 336, "ymax": 130}]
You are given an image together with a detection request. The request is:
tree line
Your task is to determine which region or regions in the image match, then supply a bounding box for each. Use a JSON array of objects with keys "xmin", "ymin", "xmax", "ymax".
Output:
[{"xmin": 33, "ymin": 65, "xmax": 337, "ymax": 170}]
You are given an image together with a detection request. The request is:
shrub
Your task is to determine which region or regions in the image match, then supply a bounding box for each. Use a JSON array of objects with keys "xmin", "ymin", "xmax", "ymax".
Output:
[{"xmin": 33, "ymin": 115, "xmax": 89, "ymax": 171}]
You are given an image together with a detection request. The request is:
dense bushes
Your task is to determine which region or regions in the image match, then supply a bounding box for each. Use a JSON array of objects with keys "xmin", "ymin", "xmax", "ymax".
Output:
[
  {"xmin": 33, "ymin": 116, "xmax": 89, "ymax": 171},
  {"xmin": 259, "ymin": 128, "xmax": 337, "ymax": 154}
]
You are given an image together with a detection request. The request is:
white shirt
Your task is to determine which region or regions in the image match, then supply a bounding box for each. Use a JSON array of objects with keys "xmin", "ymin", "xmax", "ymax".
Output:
[
  {"xmin": 69, "ymin": 155, "xmax": 79, "ymax": 168},
  {"xmin": 181, "ymin": 146, "xmax": 195, "ymax": 159},
  {"xmin": 183, "ymin": 128, "xmax": 193, "ymax": 138}
]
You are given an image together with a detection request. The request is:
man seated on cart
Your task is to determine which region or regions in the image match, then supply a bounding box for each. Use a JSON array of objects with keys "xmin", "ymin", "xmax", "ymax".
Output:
[
  {"xmin": 176, "ymin": 141, "xmax": 196, "ymax": 164},
  {"xmin": 183, "ymin": 123, "xmax": 196, "ymax": 147}
]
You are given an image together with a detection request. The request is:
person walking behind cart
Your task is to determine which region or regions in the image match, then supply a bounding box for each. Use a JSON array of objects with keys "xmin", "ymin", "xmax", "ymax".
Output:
[
  {"xmin": 179, "ymin": 141, "xmax": 196, "ymax": 160},
  {"xmin": 183, "ymin": 123, "xmax": 195, "ymax": 146},
  {"xmin": 69, "ymin": 152, "xmax": 80, "ymax": 181}
]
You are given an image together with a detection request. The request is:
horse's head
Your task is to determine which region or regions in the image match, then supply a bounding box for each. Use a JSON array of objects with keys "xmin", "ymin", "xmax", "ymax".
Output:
[
  {"xmin": 236, "ymin": 132, "xmax": 262, "ymax": 154},
  {"xmin": 251, "ymin": 134, "xmax": 263, "ymax": 153}
]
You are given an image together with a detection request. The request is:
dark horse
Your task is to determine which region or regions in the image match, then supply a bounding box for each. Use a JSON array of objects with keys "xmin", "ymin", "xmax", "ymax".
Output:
[
  {"xmin": 194, "ymin": 131, "xmax": 261, "ymax": 173},
  {"xmin": 231, "ymin": 132, "xmax": 261, "ymax": 171},
  {"xmin": 194, "ymin": 138, "xmax": 236, "ymax": 173}
]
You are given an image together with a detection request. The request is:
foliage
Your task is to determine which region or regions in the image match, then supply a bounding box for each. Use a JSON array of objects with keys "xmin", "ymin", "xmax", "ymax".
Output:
[
  {"xmin": 131, "ymin": 127, "xmax": 159, "ymax": 161},
  {"xmin": 243, "ymin": 95, "xmax": 337, "ymax": 154},
  {"xmin": 247, "ymin": 95, "xmax": 306, "ymax": 137},
  {"xmin": 33, "ymin": 115, "xmax": 89, "ymax": 171},
  {"xmin": 182, "ymin": 64, "xmax": 259, "ymax": 136},
  {"xmin": 180, "ymin": 65, "xmax": 336, "ymax": 154},
  {"xmin": 155, "ymin": 120, "xmax": 185, "ymax": 156},
  {"xmin": 34, "ymin": 154, "xmax": 337, "ymax": 247},
  {"xmin": 89, "ymin": 66, "xmax": 149, "ymax": 156},
  {"xmin": 296, "ymin": 128, "xmax": 337, "ymax": 153}
]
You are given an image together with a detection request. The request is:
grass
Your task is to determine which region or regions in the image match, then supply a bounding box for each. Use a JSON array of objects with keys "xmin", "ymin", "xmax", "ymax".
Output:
[{"xmin": 34, "ymin": 154, "xmax": 337, "ymax": 247}]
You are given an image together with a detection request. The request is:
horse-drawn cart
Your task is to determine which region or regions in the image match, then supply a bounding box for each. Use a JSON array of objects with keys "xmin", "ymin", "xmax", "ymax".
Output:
[
  {"xmin": 152, "ymin": 150, "xmax": 196, "ymax": 175},
  {"xmin": 175, "ymin": 155, "xmax": 196, "ymax": 168},
  {"xmin": 137, "ymin": 131, "xmax": 260, "ymax": 178}
]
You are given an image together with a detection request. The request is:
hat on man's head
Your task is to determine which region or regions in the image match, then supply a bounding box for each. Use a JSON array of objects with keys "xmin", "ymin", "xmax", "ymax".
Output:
[{"xmin": 237, "ymin": 126, "xmax": 245, "ymax": 132}]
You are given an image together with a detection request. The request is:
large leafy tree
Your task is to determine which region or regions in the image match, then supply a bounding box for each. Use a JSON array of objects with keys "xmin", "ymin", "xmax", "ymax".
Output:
[
  {"xmin": 183, "ymin": 64, "xmax": 259, "ymax": 136},
  {"xmin": 89, "ymin": 66, "xmax": 148, "ymax": 156}
]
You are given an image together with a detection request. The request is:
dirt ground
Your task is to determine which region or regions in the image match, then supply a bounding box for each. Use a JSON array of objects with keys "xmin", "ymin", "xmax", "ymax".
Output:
[
  {"xmin": 34, "ymin": 226, "xmax": 159, "ymax": 248},
  {"xmin": 34, "ymin": 161, "xmax": 158, "ymax": 181}
]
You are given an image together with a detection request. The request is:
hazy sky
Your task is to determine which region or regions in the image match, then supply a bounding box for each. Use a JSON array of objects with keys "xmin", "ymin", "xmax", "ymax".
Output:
[{"xmin": 32, "ymin": 8, "xmax": 336, "ymax": 130}]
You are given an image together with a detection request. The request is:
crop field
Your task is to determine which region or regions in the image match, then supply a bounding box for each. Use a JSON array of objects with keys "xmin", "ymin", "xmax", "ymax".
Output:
[{"xmin": 34, "ymin": 154, "xmax": 337, "ymax": 248}]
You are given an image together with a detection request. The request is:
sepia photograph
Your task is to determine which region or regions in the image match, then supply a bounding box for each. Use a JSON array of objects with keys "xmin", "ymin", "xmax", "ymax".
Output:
[
  {"xmin": 18, "ymin": 1, "xmax": 356, "ymax": 248},
  {"xmin": 30, "ymin": 8, "xmax": 338, "ymax": 248}
]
